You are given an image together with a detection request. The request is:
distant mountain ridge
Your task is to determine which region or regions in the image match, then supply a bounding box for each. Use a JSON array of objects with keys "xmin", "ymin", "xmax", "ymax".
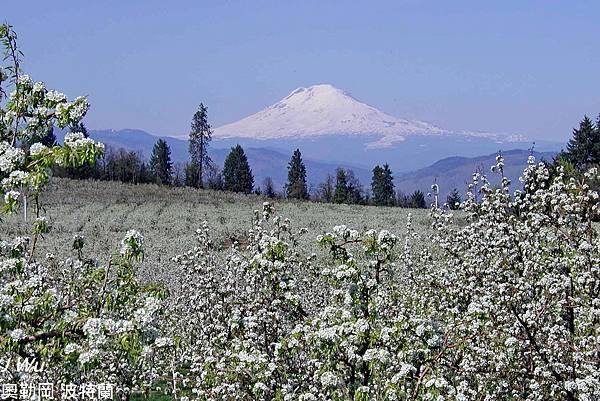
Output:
[
  {"xmin": 396, "ymin": 149, "xmax": 557, "ymax": 201},
  {"xmin": 61, "ymin": 129, "xmax": 557, "ymax": 201}
]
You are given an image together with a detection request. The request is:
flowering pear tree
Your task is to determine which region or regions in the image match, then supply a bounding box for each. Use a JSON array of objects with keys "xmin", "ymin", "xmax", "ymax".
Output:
[
  {"xmin": 0, "ymin": 24, "xmax": 168, "ymax": 400},
  {"xmin": 169, "ymin": 202, "xmax": 310, "ymax": 400},
  {"xmin": 0, "ymin": 24, "xmax": 104, "ymax": 220},
  {"xmin": 278, "ymin": 219, "xmax": 461, "ymax": 401},
  {"xmin": 167, "ymin": 155, "xmax": 599, "ymax": 401},
  {"xmin": 428, "ymin": 156, "xmax": 600, "ymax": 400}
]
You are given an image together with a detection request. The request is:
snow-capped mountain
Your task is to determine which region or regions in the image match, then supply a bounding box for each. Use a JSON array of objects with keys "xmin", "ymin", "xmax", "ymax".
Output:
[{"xmin": 211, "ymin": 84, "xmax": 526, "ymax": 149}]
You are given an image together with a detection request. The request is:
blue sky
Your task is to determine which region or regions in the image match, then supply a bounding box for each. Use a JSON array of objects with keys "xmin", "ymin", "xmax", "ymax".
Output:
[{"xmin": 4, "ymin": 1, "xmax": 599, "ymax": 141}]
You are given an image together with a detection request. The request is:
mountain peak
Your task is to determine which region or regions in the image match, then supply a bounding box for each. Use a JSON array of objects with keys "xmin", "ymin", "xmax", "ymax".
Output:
[
  {"xmin": 212, "ymin": 84, "xmax": 526, "ymax": 148},
  {"xmin": 288, "ymin": 83, "xmax": 342, "ymax": 94},
  {"xmin": 279, "ymin": 84, "xmax": 362, "ymax": 112}
]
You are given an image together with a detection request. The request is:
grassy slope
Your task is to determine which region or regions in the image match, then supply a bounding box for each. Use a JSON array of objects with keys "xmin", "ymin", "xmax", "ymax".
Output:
[{"xmin": 2, "ymin": 178, "xmax": 433, "ymax": 285}]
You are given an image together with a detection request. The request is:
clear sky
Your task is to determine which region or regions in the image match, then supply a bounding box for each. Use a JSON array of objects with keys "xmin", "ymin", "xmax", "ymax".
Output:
[{"xmin": 3, "ymin": 0, "xmax": 599, "ymax": 141}]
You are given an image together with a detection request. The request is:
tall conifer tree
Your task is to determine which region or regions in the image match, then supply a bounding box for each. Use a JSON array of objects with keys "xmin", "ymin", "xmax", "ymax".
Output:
[
  {"xmin": 565, "ymin": 115, "xmax": 600, "ymax": 170},
  {"xmin": 188, "ymin": 103, "xmax": 213, "ymax": 188},
  {"xmin": 149, "ymin": 139, "xmax": 173, "ymax": 185},
  {"xmin": 333, "ymin": 168, "xmax": 348, "ymax": 204},
  {"xmin": 286, "ymin": 149, "xmax": 308, "ymax": 199},
  {"xmin": 223, "ymin": 145, "xmax": 254, "ymax": 194},
  {"xmin": 446, "ymin": 188, "xmax": 462, "ymax": 210},
  {"xmin": 371, "ymin": 163, "xmax": 395, "ymax": 206}
]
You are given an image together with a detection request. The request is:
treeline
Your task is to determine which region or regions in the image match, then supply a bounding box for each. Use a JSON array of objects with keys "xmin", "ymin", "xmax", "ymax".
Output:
[
  {"xmin": 50, "ymin": 103, "xmax": 459, "ymax": 209},
  {"xmin": 57, "ymin": 107, "xmax": 600, "ymax": 209},
  {"xmin": 54, "ymin": 138, "xmax": 450, "ymax": 209},
  {"xmin": 550, "ymin": 114, "xmax": 600, "ymax": 177},
  {"xmin": 49, "ymin": 105, "xmax": 435, "ymax": 208}
]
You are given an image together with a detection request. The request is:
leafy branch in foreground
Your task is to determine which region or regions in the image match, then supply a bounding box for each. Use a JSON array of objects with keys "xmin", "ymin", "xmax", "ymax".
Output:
[{"xmin": 0, "ymin": 24, "xmax": 169, "ymax": 400}]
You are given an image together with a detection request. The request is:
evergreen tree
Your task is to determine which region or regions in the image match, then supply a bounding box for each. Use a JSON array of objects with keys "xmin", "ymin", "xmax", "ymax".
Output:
[
  {"xmin": 371, "ymin": 163, "xmax": 395, "ymax": 206},
  {"xmin": 345, "ymin": 169, "xmax": 364, "ymax": 204},
  {"xmin": 371, "ymin": 165, "xmax": 384, "ymax": 204},
  {"xmin": 446, "ymin": 188, "xmax": 462, "ymax": 210},
  {"xmin": 188, "ymin": 103, "xmax": 213, "ymax": 188},
  {"xmin": 286, "ymin": 149, "xmax": 308, "ymax": 199},
  {"xmin": 184, "ymin": 162, "xmax": 200, "ymax": 188},
  {"xmin": 381, "ymin": 164, "xmax": 395, "ymax": 204},
  {"xmin": 263, "ymin": 177, "xmax": 277, "ymax": 199},
  {"xmin": 409, "ymin": 190, "xmax": 426, "ymax": 209},
  {"xmin": 565, "ymin": 115, "xmax": 600, "ymax": 170},
  {"xmin": 149, "ymin": 139, "xmax": 173, "ymax": 185},
  {"xmin": 223, "ymin": 145, "xmax": 254, "ymax": 194},
  {"xmin": 333, "ymin": 168, "xmax": 348, "ymax": 204}
]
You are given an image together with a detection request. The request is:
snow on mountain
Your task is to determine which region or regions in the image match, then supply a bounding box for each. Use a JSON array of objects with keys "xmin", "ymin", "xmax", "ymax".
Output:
[{"xmin": 209, "ymin": 84, "xmax": 527, "ymax": 148}]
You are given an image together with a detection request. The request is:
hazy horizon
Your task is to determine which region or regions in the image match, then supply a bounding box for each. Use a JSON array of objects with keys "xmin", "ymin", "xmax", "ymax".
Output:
[{"xmin": 4, "ymin": 0, "xmax": 599, "ymax": 141}]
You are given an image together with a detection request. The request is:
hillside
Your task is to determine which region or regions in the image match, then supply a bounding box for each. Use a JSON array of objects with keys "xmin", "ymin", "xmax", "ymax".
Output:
[
  {"xmin": 395, "ymin": 149, "xmax": 557, "ymax": 200},
  {"xmin": 3, "ymin": 178, "xmax": 433, "ymax": 286}
]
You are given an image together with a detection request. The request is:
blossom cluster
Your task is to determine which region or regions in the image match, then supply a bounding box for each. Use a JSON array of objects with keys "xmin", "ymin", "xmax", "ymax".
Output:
[{"xmin": 161, "ymin": 159, "xmax": 600, "ymax": 401}]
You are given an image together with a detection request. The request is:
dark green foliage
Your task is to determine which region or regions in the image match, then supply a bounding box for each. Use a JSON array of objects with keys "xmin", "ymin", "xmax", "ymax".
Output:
[
  {"xmin": 21, "ymin": 125, "xmax": 57, "ymax": 148},
  {"xmin": 40, "ymin": 127, "xmax": 57, "ymax": 147},
  {"xmin": 371, "ymin": 165, "xmax": 383, "ymax": 202},
  {"xmin": 345, "ymin": 169, "xmax": 364, "ymax": 204},
  {"xmin": 446, "ymin": 188, "xmax": 462, "ymax": 210},
  {"xmin": 185, "ymin": 162, "xmax": 200, "ymax": 188},
  {"xmin": 547, "ymin": 114, "xmax": 600, "ymax": 202},
  {"xmin": 54, "ymin": 145, "xmax": 153, "ymax": 184},
  {"xmin": 149, "ymin": 139, "xmax": 173, "ymax": 185},
  {"xmin": 333, "ymin": 168, "xmax": 364, "ymax": 204},
  {"xmin": 188, "ymin": 103, "xmax": 213, "ymax": 188},
  {"xmin": 286, "ymin": 149, "xmax": 309, "ymax": 199},
  {"xmin": 333, "ymin": 168, "xmax": 348, "ymax": 204},
  {"xmin": 263, "ymin": 177, "xmax": 277, "ymax": 199},
  {"xmin": 564, "ymin": 115, "xmax": 600, "ymax": 170},
  {"xmin": 409, "ymin": 190, "xmax": 426, "ymax": 209},
  {"xmin": 223, "ymin": 145, "xmax": 254, "ymax": 194},
  {"xmin": 371, "ymin": 163, "xmax": 395, "ymax": 206}
]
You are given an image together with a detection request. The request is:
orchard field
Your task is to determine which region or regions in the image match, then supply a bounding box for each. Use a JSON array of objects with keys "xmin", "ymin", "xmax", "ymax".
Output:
[{"xmin": 2, "ymin": 178, "xmax": 434, "ymax": 287}]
